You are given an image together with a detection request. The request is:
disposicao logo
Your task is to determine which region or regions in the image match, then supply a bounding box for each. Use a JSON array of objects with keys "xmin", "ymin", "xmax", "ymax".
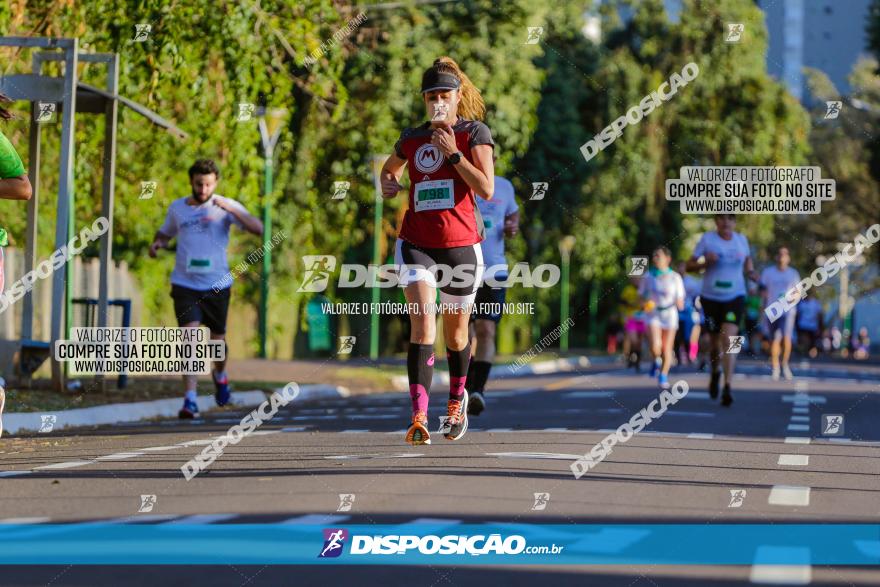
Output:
[{"xmin": 319, "ymin": 528, "xmax": 348, "ymax": 558}]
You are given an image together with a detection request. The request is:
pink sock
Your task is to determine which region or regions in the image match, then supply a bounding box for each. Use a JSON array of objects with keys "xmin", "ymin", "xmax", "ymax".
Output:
[
  {"xmin": 410, "ymin": 384, "xmax": 429, "ymax": 414},
  {"xmin": 689, "ymin": 342, "xmax": 698, "ymax": 361},
  {"xmin": 449, "ymin": 376, "xmax": 466, "ymax": 401}
]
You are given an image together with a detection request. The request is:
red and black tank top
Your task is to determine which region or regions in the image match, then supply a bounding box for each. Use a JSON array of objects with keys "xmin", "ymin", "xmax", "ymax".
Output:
[{"xmin": 394, "ymin": 117, "xmax": 494, "ymax": 249}]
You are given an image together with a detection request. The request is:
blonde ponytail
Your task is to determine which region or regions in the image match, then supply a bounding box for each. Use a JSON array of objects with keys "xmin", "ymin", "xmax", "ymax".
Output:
[{"xmin": 430, "ymin": 56, "xmax": 485, "ymax": 121}]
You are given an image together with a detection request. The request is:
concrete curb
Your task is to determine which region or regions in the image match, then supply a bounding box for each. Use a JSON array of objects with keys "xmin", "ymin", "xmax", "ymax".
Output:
[
  {"xmin": 3, "ymin": 384, "xmax": 350, "ymax": 435},
  {"xmin": 391, "ymin": 355, "xmax": 596, "ymax": 391}
]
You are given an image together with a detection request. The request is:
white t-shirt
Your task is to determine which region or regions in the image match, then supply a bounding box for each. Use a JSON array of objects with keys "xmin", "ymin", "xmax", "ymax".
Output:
[
  {"xmin": 159, "ymin": 195, "xmax": 248, "ymax": 291},
  {"xmin": 760, "ymin": 265, "xmax": 801, "ymax": 307},
  {"xmin": 693, "ymin": 231, "xmax": 750, "ymax": 302},
  {"xmin": 797, "ymin": 297, "xmax": 822, "ymax": 331},
  {"xmin": 476, "ymin": 176, "xmax": 519, "ymax": 280},
  {"xmin": 640, "ymin": 269, "xmax": 685, "ymax": 310}
]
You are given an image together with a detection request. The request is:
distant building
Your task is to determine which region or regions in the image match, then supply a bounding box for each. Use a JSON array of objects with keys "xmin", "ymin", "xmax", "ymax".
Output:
[{"xmin": 761, "ymin": 0, "xmax": 871, "ymax": 102}]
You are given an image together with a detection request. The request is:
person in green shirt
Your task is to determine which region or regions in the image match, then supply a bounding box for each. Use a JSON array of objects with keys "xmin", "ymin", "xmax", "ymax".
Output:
[{"xmin": 0, "ymin": 92, "xmax": 34, "ymax": 439}]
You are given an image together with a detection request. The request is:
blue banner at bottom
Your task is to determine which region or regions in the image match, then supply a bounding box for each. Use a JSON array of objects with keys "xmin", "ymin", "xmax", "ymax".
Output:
[{"xmin": 0, "ymin": 524, "xmax": 877, "ymax": 565}]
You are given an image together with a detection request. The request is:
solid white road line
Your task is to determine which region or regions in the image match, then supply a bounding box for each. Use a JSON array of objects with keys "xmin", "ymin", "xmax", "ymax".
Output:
[
  {"xmin": 163, "ymin": 513, "xmax": 238, "ymax": 525},
  {"xmin": 281, "ymin": 514, "xmax": 351, "ymax": 525},
  {"xmin": 487, "ymin": 452, "xmax": 583, "ymax": 460},
  {"xmin": 750, "ymin": 546, "xmax": 811, "ymax": 584},
  {"xmin": 563, "ymin": 391, "xmax": 616, "ymax": 399},
  {"xmin": 768, "ymin": 486, "xmax": 811, "ymax": 507},
  {"xmin": 95, "ymin": 452, "xmax": 146, "ymax": 461},
  {"xmin": 777, "ymin": 454, "xmax": 809, "ymax": 466},
  {"xmin": 0, "ymin": 517, "xmax": 50, "ymax": 524},
  {"xmin": 33, "ymin": 460, "xmax": 95, "ymax": 470},
  {"xmin": 406, "ymin": 518, "xmax": 463, "ymax": 525}
]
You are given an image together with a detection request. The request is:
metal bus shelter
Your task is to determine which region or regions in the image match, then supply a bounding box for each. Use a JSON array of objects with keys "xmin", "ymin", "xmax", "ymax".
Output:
[{"xmin": 0, "ymin": 36, "xmax": 186, "ymax": 391}]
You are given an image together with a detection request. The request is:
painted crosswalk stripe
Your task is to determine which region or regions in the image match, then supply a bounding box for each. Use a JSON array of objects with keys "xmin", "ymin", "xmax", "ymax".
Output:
[
  {"xmin": 542, "ymin": 428, "xmax": 569, "ymax": 432},
  {"xmin": 687, "ymin": 433, "xmax": 715, "ymax": 439},
  {"xmin": 768, "ymin": 486, "xmax": 810, "ymax": 507},
  {"xmin": 33, "ymin": 460, "xmax": 95, "ymax": 470},
  {"xmin": 777, "ymin": 454, "xmax": 809, "ymax": 466},
  {"xmin": 163, "ymin": 514, "xmax": 238, "ymax": 525},
  {"xmin": 783, "ymin": 437, "xmax": 810, "ymax": 445},
  {"xmin": 282, "ymin": 514, "xmax": 351, "ymax": 525},
  {"xmin": 749, "ymin": 545, "xmax": 811, "ymax": 584},
  {"xmin": 789, "ymin": 415, "xmax": 809, "ymax": 423},
  {"xmin": 786, "ymin": 424, "xmax": 809, "ymax": 432},
  {"xmin": 791, "ymin": 406, "xmax": 809, "ymax": 414}
]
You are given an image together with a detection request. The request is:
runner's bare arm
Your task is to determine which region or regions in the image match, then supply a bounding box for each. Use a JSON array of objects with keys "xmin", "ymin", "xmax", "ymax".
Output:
[
  {"xmin": 148, "ymin": 231, "xmax": 171, "ymax": 258},
  {"xmin": 451, "ymin": 142, "xmax": 494, "ymax": 199},
  {"xmin": 744, "ymin": 256, "xmax": 759, "ymax": 283},
  {"xmin": 685, "ymin": 256, "xmax": 704, "ymax": 272},
  {"xmin": 380, "ymin": 153, "xmax": 406, "ymax": 199},
  {"xmin": 0, "ymin": 174, "xmax": 32, "ymax": 200},
  {"xmin": 503, "ymin": 210, "xmax": 519, "ymax": 237},
  {"xmin": 213, "ymin": 197, "xmax": 263, "ymax": 236}
]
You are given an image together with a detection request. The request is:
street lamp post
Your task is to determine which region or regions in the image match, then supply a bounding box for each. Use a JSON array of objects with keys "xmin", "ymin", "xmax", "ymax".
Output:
[
  {"xmin": 257, "ymin": 107, "xmax": 286, "ymax": 359},
  {"xmin": 370, "ymin": 155, "xmax": 390, "ymax": 361},
  {"xmin": 558, "ymin": 235, "xmax": 576, "ymax": 353}
]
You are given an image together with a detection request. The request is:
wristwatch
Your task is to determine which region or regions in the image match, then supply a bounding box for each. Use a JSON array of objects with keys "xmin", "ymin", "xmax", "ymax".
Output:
[{"xmin": 447, "ymin": 151, "xmax": 462, "ymax": 165}]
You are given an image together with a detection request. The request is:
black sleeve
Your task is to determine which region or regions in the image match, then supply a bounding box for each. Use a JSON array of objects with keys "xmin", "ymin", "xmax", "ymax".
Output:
[
  {"xmin": 393, "ymin": 128, "xmax": 410, "ymax": 159},
  {"xmin": 468, "ymin": 121, "xmax": 495, "ymax": 149}
]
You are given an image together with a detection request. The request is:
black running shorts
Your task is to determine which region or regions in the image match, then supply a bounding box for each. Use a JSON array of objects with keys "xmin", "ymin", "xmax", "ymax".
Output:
[
  {"xmin": 700, "ymin": 295, "xmax": 745, "ymax": 334},
  {"xmin": 171, "ymin": 284, "xmax": 231, "ymax": 334}
]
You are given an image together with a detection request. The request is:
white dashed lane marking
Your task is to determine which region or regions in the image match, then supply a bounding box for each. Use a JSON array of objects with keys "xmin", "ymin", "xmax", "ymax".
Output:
[
  {"xmin": 777, "ymin": 454, "xmax": 809, "ymax": 467},
  {"xmin": 768, "ymin": 486, "xmax": 811, "ymax": 507},
  {"xmin": 784, "ymin": 437, "xmax": 811, "ymax": 445}
]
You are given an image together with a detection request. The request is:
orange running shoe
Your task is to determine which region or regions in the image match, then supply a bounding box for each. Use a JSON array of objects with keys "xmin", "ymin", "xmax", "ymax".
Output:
[
  {"xmin": 444, "ymin": 391, "xmax": 469, "ymax": 440},
  {"xmin": 405, "ymin": 410, "xmax": 431, "ymax": 445}
]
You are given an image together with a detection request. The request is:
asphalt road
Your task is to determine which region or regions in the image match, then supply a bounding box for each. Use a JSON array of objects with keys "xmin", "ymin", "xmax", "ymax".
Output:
[{"xmin": 0, "ymin": 358, "xmax": 878, "ymax": 586}]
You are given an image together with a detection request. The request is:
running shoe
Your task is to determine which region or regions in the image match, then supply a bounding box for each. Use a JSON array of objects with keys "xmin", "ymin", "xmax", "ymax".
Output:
[
  {"xmin": 649, "ymin": 360, "xmax": 658, "ymax": 378},
  {"xmin": 782, "ymin": 365, "xmax": 794, "ymax": 381},
  {"xmin": 709, "ymin": 370, "xmax": 720, "ymax": 399},
  {"xmin": 444, "ymin": 391, "xmax": 469, "ymax": 441},
  {"xmin": 213, "ymin": 372, "xmax": 231, "ymax": 406},
  {"xmin": 0, "ymin": 378, "xmax": 5, "ymax": 439},
  {"xmin": 405, "ymin": 410, "xmax": 431, "ymax": 446},
  {"xmin": 178, "ymin": 398, "xmax": 200, "ymax": 419},
  {"xmin": 771, "ymin": 367, "xmax": 780, "ymax": 381},
  {"xmin": 658, "ymin": 373, "xmax": 670, "ymax": 389},
  {"xmin": 720, "ymin": 383, "xmax": 733, "ymax": 407},
  {"xmin": 467, "ymin": 391, "xmax": 485, "ymax": 416}
]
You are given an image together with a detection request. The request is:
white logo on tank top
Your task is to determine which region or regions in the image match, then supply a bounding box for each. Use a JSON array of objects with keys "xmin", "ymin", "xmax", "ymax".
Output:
[{"xmin": 414, "ymin": 143, "xmax": 444, "ymax": 174}]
